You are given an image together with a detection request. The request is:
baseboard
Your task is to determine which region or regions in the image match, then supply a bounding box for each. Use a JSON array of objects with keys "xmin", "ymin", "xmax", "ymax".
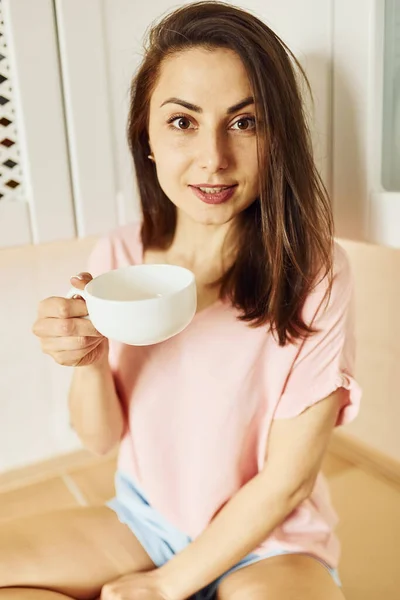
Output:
[
  {"xmin": 1, "ymin": 433, "xmax": 399, "ymax": 494},
  {"xmin": 0, "ymin": 447, "xmax": 117, "ymax": 493},
  {"xmin": 329, "ymin": 430, "xmax": 400, "ymax": 488}
]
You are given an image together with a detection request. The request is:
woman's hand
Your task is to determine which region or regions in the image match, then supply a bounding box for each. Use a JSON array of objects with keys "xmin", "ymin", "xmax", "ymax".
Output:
[
  {"xmin": 32, "ymin": 272, "xmax": 109, "ymax": 367},
  {"xmin": 100, "ymin": 571, "xmax": 174, "ymax": 600}
]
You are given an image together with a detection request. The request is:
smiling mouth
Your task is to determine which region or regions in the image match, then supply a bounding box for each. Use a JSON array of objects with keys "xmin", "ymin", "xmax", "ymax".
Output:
[
  {"xmin": 189, "ymin": 184, "xmax": 238, "ymax": 205},
  {"xmin": 190, "ymin": 184, "xmax": 237, "ymax": 194}
]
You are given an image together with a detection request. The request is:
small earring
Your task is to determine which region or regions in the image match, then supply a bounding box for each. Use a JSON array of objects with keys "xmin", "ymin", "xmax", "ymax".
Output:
[{"xmin": 148, "ymin": 154, "xmax": 155, "ymax": 161}]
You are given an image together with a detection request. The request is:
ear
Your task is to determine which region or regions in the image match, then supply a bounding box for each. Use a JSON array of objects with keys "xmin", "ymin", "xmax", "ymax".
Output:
[{"xmin": 147, "ymin": 140, "xmax": 155, "ymax": 161}]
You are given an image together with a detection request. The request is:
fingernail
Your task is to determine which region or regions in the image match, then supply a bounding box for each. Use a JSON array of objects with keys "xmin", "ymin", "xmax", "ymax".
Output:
[{"xmin": 71, "ymin": 273, "xmax": 85, "ymax": 280}]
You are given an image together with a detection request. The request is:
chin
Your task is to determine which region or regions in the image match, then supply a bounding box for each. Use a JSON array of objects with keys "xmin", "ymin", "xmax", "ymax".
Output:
[{"xmin": 187, "ymin": 206, "xmax": 239, "ymax": 227}]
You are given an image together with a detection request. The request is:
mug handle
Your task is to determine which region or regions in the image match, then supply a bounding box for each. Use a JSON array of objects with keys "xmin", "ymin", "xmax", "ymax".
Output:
[{"xmin": 66, "ymin": 285, "xmax": 90, "ymax": 320}]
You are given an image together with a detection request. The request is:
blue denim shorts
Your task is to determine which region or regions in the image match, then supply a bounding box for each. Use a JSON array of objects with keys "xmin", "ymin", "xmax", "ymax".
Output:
[{"xmin": 107, "ymin": 472, "xmax": 341, "ymax": 599}]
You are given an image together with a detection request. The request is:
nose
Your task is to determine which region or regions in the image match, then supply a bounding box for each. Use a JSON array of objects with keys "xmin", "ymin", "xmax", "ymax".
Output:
[{"xmin": 197, "ymin": 128, "xmax": 229, "ymax": 173}]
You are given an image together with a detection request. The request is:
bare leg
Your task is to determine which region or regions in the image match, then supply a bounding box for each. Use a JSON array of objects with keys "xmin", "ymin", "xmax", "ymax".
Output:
[
  {"xmin": 0, "ymin": 590, "xmax": 74, "ymax": 599},
  {"xmin": 0, "ymin": 506, "xmax": 155, "ymax": 600},
  {"xmin": 216, "ymin": 554, "xmax": 346, "ymax": 600}
]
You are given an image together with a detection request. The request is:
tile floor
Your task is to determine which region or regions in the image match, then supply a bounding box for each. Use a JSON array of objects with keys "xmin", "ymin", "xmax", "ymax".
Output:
[{"xmin": 0, "ymin": 451, "xmax": 399, "ymax": 599}]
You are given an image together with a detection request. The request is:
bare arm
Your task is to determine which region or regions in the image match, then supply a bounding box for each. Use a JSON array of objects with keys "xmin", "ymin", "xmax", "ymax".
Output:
[
  {"xmin": 68, "ymin": 348, "xmax": 124, "ymax": 455},
  {"xmin": 154, "ymin": 391, "xmax": 342, "ymax": 600},
  {"xmin": 33, "ymin": 273, "xmax": 124, "ymax": 456}
]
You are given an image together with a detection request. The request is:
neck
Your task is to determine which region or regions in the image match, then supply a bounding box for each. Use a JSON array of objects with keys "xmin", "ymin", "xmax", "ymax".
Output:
[{"xmin": 170, "ymin": 211, "xmax": 236, "ymax": 276}]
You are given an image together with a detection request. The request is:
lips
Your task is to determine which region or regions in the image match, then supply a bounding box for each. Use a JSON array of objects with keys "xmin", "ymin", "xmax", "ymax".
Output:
[
  {"xmin": 194, "ymin": 185, "xmax": 234, "ymax": 194},
  {"xmin": 189, "ymin": 184, "xmax": 237, "ymax": 205},
  {"xmin": 191, "ymin": 183, "xmax": 236, "ymax": 191}
]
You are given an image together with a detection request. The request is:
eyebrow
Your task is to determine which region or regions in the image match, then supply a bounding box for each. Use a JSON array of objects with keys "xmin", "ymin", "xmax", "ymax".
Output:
[{"xmin": 160, "ymin": 96, "xmax": 254, "ymax": 115}]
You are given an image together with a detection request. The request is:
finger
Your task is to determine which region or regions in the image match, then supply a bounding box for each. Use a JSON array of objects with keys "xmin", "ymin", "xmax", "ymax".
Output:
[
  {"xmin": 41, "ymin": 336, "xmax": 102, "ymax": 353},
  {"xmin": 51, "ymin": 344, "xmax": 103, "ymax": 367},
  {"xmin": 33, "ymin": 316, "xmax": 103, "ymax": 338},
  {"xmin": 37, "ymin": 297, "xmax": 89, "ymax": 320},
  {"xmin": 70, "ymin": 272, "xmax": 93, "ymax": 292}
]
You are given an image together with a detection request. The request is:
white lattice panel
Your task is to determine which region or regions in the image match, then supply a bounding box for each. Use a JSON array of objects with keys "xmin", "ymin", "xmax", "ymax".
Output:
[
  {"xmin": 0, "ymin": 0, "xmax": 25, "ymax": 204},
  {"xmin": 0, "ymin": 0, "xmax": 77, "ymax": 247}
]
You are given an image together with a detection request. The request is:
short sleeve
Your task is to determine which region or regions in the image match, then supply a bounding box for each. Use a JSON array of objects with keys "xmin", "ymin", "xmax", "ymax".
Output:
[
  {"xmin": 274, "ymin": 243, "xmax": 362, "ymax": 426},
  {"xmin": 87, "ymin": 235, "xmax": 117, "ymax": 278},
  {"xmin": 87, "ymin": 222, "xmax": 142, "ymax": 278}
]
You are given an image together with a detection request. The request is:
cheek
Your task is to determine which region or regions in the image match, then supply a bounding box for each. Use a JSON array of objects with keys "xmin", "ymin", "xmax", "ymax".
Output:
[
  {"xmin": 154, "ymin": 153, "xmax": 188, "ymax": 198},
  {"xmin": 153, "ymin": 125, "xmax": 190, "ymax": 152},
  {"xmin": 232, "ymin": 134, "xmax": 257, "ymax": 159},
  {"xmin": 238, "ymin": 144, "xmax": 259, "ymax": 186},
  {"xmin": 154, "ymin": 136, "xmax": 190, "ymax": 182}
]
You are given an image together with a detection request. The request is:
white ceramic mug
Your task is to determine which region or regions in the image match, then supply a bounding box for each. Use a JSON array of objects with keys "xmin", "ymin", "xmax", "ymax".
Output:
[{"xmin": 66, "ymin": 264, "xmax": 197, "ymax": 346}]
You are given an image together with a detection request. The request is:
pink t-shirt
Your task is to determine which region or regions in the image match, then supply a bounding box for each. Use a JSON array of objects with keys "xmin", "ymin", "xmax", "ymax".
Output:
[{"xmin": 88, "ymin": 222, "xmax": 361, "ymax": 569}]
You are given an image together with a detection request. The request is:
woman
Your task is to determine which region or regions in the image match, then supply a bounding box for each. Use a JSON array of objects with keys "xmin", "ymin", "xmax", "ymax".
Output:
[{"xmin": 2, "ymin": 2, "xmax": 361, "ymax": 599}]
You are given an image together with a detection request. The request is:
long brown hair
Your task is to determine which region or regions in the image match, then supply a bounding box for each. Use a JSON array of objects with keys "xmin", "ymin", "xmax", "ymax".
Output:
[{"xmin": 127, "ymin": 1, "xmax": 334, "ymax": 346}]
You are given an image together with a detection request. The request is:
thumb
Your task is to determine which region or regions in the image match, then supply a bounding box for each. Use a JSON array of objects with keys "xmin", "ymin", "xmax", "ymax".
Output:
[{"xmin": 70, "ymin": 272, "xmax": 93, "ymax": 291}]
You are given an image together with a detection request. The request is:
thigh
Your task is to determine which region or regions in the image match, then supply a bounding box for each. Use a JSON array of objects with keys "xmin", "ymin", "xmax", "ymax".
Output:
[
  {"xmin": 0, "ymin": 505, "xmax": 155, "ymax": 600},
  {"xmin": 216, "ymin": 554, "xmax": 346, "ymax": 600},
  {"xmin": 0, "ymin": 591, "xmax": 74, "ymax": 599}
]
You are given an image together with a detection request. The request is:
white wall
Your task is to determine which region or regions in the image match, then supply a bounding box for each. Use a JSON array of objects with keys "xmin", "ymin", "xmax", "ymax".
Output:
[
  {"xmin": 0, "ymin": 238, "xmax": 96, "ymax": 472},
  {"xmin": 337, "ymin": 238, "xmax": 400, "ymax": 460}
]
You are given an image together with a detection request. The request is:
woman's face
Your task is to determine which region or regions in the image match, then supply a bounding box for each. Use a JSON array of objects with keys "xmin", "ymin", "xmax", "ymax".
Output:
[{"xmin": 148, "ymin": 47, "xmax": 259, "ymax": 226}]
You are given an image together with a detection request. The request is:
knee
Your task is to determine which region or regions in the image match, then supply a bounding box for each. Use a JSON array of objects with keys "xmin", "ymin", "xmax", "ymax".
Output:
[{"xmin": 0, "ymin": 521, "xmax": 33, "ymax": 588}]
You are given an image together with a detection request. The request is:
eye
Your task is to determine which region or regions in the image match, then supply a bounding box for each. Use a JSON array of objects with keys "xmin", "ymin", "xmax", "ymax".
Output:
[
  {"xmin": 231, "ymin": 117, "xmax": 256, "ymax": 131},
  {"xmin": 167, "ymin": 115, "xmax": 194, "ymax": 131}
]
